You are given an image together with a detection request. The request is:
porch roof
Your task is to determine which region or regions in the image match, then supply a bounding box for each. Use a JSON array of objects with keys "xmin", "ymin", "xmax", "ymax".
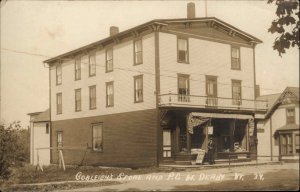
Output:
[
  {"xmin": 191, "ymin": 112, "xmax": 253, "ymax": 119},
  {"xmin": 276, "ymin": 124, "xmax": 299, "ymax": 132}
]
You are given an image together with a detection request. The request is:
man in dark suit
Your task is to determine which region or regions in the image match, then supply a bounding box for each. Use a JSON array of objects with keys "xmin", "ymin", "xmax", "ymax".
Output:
[{"xmin": 207, "ymin": 138, "xmax": 215, "ymax": 165}]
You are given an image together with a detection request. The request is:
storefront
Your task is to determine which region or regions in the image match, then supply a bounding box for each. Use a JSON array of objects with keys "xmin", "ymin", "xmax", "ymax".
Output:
[{"xmin": 162, "ymin": 111, "xmax": 255, "ymax": 162}]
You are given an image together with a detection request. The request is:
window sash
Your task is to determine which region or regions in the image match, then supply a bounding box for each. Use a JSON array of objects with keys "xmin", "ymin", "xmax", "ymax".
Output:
[
  {"xmin": 89, "ymin": 54, "xmax": 96, "ymax": 76},
  {"xmin": 92, "ymin": 124, "xmax": 103, "ymax": 151},
  {"xmin": 206, "ymin": 79, "xmax": 217, "ymax": 97},
  {"xmin": 134, "ymin": 77, "xmax": 143, "ymax": 102},
  {"xmin": 75, "ymin": 89, "xmax": 81, "ymax": 111},
  {"xmin": 57, "ymin": 132, "xmax": 63, "ymax": 147},
  {"xmin": 56, "ymin": 64, "xmax": 62, "ymax": 84},
  {"xmin": 89, "ymin": 86, "xmax": 96, "ymax": 109},
  {"xmin": 56, "ymin": 93, "xmax": 62, "ymax": 114},
  {"xmin": 134, "ymin": 40, "xmax": 143, "ymax": 64},
  {"xmin": 232, "ymin": 81, "xmax": 242, "ymax": 105},
  {"xmin": 286, "ymin": 108, "xmax": 295, "ymax": 124},
  {"xmin": 106, "ymin": 83, "xmax": 114, "ymax": 107},
  {"xmin": 231, "ymin": 47, "xmax": 240, "ymax": 69},
  {"xmin": 106, "ymin": 49, "xmax": 113, "ymax": 72},
  {"xmin": 75, "ymin": 57, "xmax": 81, "ymax": 80}
]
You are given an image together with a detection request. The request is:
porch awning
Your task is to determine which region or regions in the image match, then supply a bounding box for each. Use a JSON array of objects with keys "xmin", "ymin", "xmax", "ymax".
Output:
[{"xmin": 191, "ymin": 112, "xmax": 253, "ymax": 120}]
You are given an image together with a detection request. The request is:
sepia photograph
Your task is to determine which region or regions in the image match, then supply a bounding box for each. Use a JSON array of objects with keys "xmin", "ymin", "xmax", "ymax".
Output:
[{"xmin": 0, "ymin": 0, "xmax": 299, "ymax": 191}]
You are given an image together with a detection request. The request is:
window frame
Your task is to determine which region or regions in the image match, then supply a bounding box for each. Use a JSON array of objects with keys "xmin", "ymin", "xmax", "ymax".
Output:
[
  {"xmin": 286, "ymin": 108, "xmax": 295, "ymax": 124},
  {"xmin": 177, "ymin": 37, "xmax": 189, "ymax": 64},
  {"xmin": 134, "ymin": 38, "xmax": 143, "ymax": 65},
  {"xmin": 56, "ymin": 92, "xmax": 62, "ymax": 115},
  {"xmin": 89, "ymin": 85, "xmax": 97, "ymax": 110},
  {"xmin": 89, "ymin": 53, "xmax": 96, "ymax": 77},
  {"xmin": 106, "ymin": 48, "xmax": 113, "ymax": 73},
  {"xmin": 57, "ymin": 131, "xmax": 63, "ymax": 148},
  {"xmin": 75, "ymin": 88, "xmax": 81, "ymax": 112},
  {"xmin": 231, "ymin": 46, "xmax": 241, "ymax": 70},
  {"xmin": 75, "ymin": 56, "xmax": 81, "ymax": 80},
  {"xmin": 232, "ymin": 79, "xmax": 242, "ymax": 105},
  {"xmin": 134, "ymin": 75, "xmax": 143, "ymax": 103},
  {"xmin": 106, "ymin": 81, "xmax": 114, "ymax": 107},
  {"xmin": 92, "ymin": 123, "xmax": 103, "ymax": 152},
  {"xmin": 206, "ymin": 75, "xmax": 218, "ymax": 97},
  {"xmin": 177, "ymin": 74, "xmax": 190, "ymax": 102},
  {"xmin": 280, "ymin": 133, "xmax": 293, "ymax": 155},
  {"xmin": 56, "ymin": 62, "xmax": 62, "ymax": 85}
]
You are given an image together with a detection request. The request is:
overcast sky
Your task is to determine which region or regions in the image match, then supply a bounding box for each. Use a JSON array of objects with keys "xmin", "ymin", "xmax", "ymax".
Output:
[{"xmin": 1, "ymin": 0, "xmax": 299, "ymax": 127}]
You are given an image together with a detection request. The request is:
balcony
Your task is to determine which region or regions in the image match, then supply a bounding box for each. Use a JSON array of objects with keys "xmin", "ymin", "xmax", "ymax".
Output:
[{"xmin": 158, "ymin": 93, "xmax": 268, "ymax": 112}]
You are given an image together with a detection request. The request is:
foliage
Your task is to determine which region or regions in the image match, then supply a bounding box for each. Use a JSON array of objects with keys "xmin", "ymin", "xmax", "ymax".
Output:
[
  {"xmin": 268, "ymin": 0, "xmax": 299, "ymax": 56},
  {"xmin": 0, "ymin": 121, "xmax": 30, "ymax": 180}
]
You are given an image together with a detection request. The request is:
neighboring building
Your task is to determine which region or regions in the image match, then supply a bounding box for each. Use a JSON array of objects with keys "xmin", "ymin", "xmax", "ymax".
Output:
[
  {"xmin": 28, "ymin": 109, "xmax": 51, "ymax": 166},
  {"xmin": 257, "ymin": 87, "xmax": 299, "ymax": 161},
  {"xmin": 43, "ymin": 3, "xmax": 267, "ymax": 167}
]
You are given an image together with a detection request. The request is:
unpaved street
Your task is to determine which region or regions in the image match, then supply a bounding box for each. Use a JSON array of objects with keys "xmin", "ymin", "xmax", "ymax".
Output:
[{"xmin": 60, "ymin": 162, "xmax": 299, "ymax": 191}]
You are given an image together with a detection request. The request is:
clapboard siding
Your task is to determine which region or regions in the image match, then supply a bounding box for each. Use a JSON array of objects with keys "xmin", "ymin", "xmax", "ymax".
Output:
[
  {"xmin": 50, "ymin": 33, "xmax": 156, "ymax": 122},
  {"xmin": 51, "ymin": 109, "xmax": 157, "ymax": 167},
  {"xmin": 159, "ymin": 32, "xmax": 255, "ymax": 100}
]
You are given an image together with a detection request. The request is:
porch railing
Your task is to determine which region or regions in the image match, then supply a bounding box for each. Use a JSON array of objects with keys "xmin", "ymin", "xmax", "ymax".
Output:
[{"xmin": 158, "ymin": 93, "xmax": 268, "ymax": 112}]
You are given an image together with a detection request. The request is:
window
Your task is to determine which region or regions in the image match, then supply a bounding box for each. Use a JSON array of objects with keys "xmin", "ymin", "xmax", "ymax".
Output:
[
  {"xmin": 178, "ymin": 74, "xmax": 190, "ymax": 102},
  {"xmin": 163, "ymin": 129, "xmax": 172, "ymax": 157},
  {"xmin": 75, "ymin": 88, "xmax": 81, "ymax": 112},
  {"xmin": 92, "ymin": 123, "xmax": 103, "ymax": 151},
  {"xmin": 177, "ymin": 38, "xmax": 188, "ymax": 63},
  {"xmin": 89, "ymin": 53, "xmax": 96, "ymax": 76},
  {"xmin": 75, "ymin": 57, "xmax": 81, "ymax": 80},
  {"xmin": 286, "ymin": 108, "xmax": 295, "ymax": 124},
  {"xmin": 295, "ymin": 134, "xmax": 299, "ymax": 153},
  {"xmin": 57, "ymin": 132, "xmax": 63, "ymax": 148},
  {"xmin": 134, "ymin": 75, "xmax": 143, "ymax": 103},
  {"xmin": 134, "ymin": 39, "xmax": 143, "ymax": 65},
  {"xmin": 89, "ymin": 86, "xmax": 96, "ymax": 110},
  {"xmin": 206, "ymin": 76, "xmax": 218, "ymax": 106},
  {"xmin": 46, "ymin": 123, "xmax": 49, "ymax": 134},
  {"xmin": 106, "ymin": 48, "xmax": 113, "ymax": 72},
  {"xmin": 280, "ymin": 134, "xmax": 293, "ymax": 155},
  {"xmin": 106, "ymin": 82, "xmax": 114, "ymax": 107},
  {"xmin": 56, "ymin": 62, "xmax": 62, "ymax": 85},
  {"xmin": 56, "ymin": 93, "xmax": 62, "ymax": 114},
  {"xmin": 232, "ymin": 80, "xmax": 242, "ymax": 105},
  {"xmin": 231, "ymin": 47, "xmax": 240, "ymax": 70}
]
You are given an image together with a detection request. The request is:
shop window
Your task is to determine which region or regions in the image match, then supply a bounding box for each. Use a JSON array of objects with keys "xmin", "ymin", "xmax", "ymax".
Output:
[
  {"xmin": 295, "ymin": 134, "xmax": 299, "ymax": 153},
  {"xmin": 163, "ymin": 129, "xmax": 171, "ymax": 157}
]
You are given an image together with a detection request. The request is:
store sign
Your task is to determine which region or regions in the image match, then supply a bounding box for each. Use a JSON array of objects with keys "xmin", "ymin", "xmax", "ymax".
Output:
[{"xmin": 208, "ymin": 126, "xmax": 213, "ymax": 135}]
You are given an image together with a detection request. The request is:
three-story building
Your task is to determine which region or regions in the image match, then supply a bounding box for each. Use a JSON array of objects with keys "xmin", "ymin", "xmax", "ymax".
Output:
[{"xmin": 44, "ymin": 3, "xmax": 267, "ymax": 167}]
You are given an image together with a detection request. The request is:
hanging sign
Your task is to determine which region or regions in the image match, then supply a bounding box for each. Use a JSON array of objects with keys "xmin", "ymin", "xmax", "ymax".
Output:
[{"xmin": 208, "ymin": 126, "xmax": 213, "ymax": 135}]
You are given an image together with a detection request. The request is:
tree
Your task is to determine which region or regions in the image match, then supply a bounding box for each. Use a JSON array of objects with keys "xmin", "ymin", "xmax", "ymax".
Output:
[
  {"xmin": 0, "ymin": 121, "xmax": 30, "ymax": 180},
  {"xmin": 268, "ymin": 0, "xmax": 299, "ymax": 56}
]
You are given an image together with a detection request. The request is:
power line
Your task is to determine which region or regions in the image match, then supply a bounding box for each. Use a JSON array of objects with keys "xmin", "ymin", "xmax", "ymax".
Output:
[{"xmin": 1, "ymin": 47, "xmax": 283, "ymax": 92}]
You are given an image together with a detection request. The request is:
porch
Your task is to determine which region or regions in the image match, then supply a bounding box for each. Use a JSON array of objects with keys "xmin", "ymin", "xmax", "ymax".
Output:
[{"xmin": 160, "ymin": 110, "xmax": 257, "ymax": 165}]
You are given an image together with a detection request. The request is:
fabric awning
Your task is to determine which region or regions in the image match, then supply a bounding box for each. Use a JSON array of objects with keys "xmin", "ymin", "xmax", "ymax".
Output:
[{"xmin": 191, "ymin": 112, "xmax": 253, "ymax": 120}]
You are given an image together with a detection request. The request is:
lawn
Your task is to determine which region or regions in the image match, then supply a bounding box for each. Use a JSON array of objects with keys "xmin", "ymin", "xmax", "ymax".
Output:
[{"xmin": 0, "ymin": 164, "xmax": 169, "ymax": 191}]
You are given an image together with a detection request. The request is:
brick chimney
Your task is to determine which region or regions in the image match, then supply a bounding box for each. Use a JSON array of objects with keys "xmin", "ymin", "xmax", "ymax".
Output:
[
  {"xmin": 187, "ymin": 2, "xmax": 195, "ymax": 19},
  {"xmin": 110, "ymin": 26, "xmax": 119, "ymax": 36}
]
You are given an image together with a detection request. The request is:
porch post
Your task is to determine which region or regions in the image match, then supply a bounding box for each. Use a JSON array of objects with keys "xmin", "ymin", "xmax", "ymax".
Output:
[{"xmin": 186, "ymin": 114, "xmax": 191, "ymax": 153}]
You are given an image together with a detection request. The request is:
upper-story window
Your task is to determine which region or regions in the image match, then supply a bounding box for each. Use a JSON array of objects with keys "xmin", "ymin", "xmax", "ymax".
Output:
[
  {"xmin": 56, "ymin": 92, "xmax": 62, "ymax": 114},
  {"xmin": 89, "ymin": 53, "xmax": 96, "ymax": 76},
  {"xmin": 89, "ymin": 85, "xmax": 96, "ymax": 110},
  {"xmin": 75, "ymin": 88, "xmax": 81, "ymax": 112},
  {"xmin": 75, "ymin": 56, "xmax": 81, "ymax": 80},
  {"xmin": 286, "ymin": 108, "xmax": 295, "ymax": 124},
  {"xmin": 134, "ymin": 75, "xmax": 143, "ymax": 103},
  {"xmin": 206, "ymin": 76, "xmax": 218, "ymax": 106},
  {"xmin": 177, "ymin": 37, "xmax": 189, "ymax": 63},
  {"xmin": 178, "ymin": 74, "xmax": 190, "ymax": 102},
  {"xmin": 106, "ymin": 81, "xmax": 114, "ymax": 107},
  {"xmin": 232, "ymin": 80, "xmax": 242, "ymax": 105},
  {"xmin": 106, "ymin": 48, "xmax": 113, "ymax": 72},
  {"xmin": 231, "ymin": 46, "xmax": 240, "ymax": 70},
  {"xmin": 56, "ymin": 62, "xmax": 62, "ymax": 85},
  {"xmin": 134, "ymin": 39, "xmax": 143, "ymax": 65}
]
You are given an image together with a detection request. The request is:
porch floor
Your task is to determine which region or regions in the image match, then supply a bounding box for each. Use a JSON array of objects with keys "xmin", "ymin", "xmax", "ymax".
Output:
[{"xmin": 159, "ymin": 160, "xmax": 282, "ymax": 169}]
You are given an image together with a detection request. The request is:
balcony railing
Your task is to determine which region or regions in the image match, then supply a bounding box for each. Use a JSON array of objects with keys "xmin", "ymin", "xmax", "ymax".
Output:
[{"xmin": 158, "ymin": 93, "xmax": 268, "ymax": 112}]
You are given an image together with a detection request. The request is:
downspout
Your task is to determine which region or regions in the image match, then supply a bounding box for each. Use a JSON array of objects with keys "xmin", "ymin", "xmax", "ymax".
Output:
[
  {"xmin": 154, "ymin": 28, "xmax": 161, "ymax": 166},
  {"xmin": 270, "ymin": 116, "xmax": 273, "ymax": 161}
]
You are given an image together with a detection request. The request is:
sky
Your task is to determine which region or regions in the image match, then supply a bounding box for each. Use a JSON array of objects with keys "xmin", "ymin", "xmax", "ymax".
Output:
[{"xmin": 0, "ymin": 0, "xmax": 299, "ymax": 128}]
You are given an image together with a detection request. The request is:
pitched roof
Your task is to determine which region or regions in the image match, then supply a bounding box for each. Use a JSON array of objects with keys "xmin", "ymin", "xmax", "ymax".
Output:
[
  {"xmin": 258, "ymin": 87, "xmax": 299, "ymax": 118},
  {"xmin": 28, "ymin": 109, "xmax": 50, "ymax": 122},
  {"xmin": 44, "ymin": 17, "xmax": 262, "ymax": 64}
]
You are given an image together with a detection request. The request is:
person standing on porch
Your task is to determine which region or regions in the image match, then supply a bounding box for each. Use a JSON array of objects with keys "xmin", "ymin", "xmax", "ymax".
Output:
[{"xmin": 207, "ymin": 138, "xmax": 215, "ymax": 165}]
